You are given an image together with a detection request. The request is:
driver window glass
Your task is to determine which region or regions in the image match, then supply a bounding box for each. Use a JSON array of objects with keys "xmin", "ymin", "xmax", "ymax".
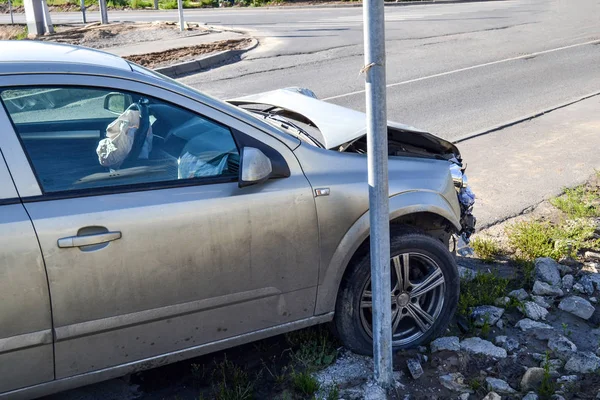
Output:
[{"xmin": 0, "ymin": 86, "xmax": 240, "ymax": 194}]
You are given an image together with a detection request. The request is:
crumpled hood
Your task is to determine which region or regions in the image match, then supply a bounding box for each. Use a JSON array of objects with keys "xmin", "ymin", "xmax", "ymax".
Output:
[{"xmin": 229, "ymin": 88, "xmax": 458, "ymax": 155}]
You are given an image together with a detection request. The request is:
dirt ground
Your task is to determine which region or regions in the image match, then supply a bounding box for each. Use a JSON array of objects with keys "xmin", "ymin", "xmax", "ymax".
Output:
[
  {"xmin": 0, "ymin": 24, "xmax": 23, "ymax": 40},
  {"xmin": 38, "ymin": 22, "xmax": 215, "ymax": 48},
  {"xmin": 0, "ymin": 22, "xmax": 251, "ymax": 68},
  {"xmin": 125, "ymin": 38, "xmax": 251, "ymax": 68}
]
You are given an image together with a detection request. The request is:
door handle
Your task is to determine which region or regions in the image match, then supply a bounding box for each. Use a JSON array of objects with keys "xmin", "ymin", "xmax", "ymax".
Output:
[{"xmin": 58, "ymin": 231, "xmax": 122, "ymax": 248}]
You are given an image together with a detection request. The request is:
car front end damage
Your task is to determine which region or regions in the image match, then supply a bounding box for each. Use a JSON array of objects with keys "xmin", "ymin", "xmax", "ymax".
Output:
[
  {"xmin": 449, "ymin": 156, "xmax": 476, "ymax": 252},
  {"xmin": 229, "ymin": 87, "xmax": 476, "ymax": 246}
]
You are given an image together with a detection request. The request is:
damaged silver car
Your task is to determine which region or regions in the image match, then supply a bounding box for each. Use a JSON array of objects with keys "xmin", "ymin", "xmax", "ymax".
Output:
[{"xmin": 0, "ymin": 41, "xmax": 474, "ymax": 399}]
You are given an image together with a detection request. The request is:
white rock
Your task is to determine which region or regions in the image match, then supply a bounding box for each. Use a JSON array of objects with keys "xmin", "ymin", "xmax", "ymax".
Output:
[
  {"xmin": 508, "ymin": 288, "xmax": 529, "ymax": 301},
  {"xmin": 406, "ymin": 358, "xmax": 423, "ymax": 379},
  {"xmin": 439, "ymin": 372, "xmax": 471, "ymax": 392},
  {"xmin": 587, "ymin": 273, "xmax": 600, "ymax": 291},
  {"xmin": 522, "ymin": 392, "xmax": 539, "ymax": 400},
  {"xmin": 520, "ymin": 301, "xmax": 549, "ymax": 321},
  {"xmin": 460, "ymin": 337, "xmax": 507, "ymax": 358},
  {"xmin": 591, "ymin": 297, "xmax": 598, "ymax": 303},
  {"xmin": 533, "ymin": 281, "xmax": 564, "ymax": 297},
  {"xmin": 520, "ymin": 367, "xmax": 545, "ymax": 391},
  {"xmin": 557, "ymin": 375, "xmax": 578, "ymax": 383},
  {"xmin": 564, "ymin": 351, "xmax": 600, "ymax": 373},
  {"xmin": 496, "ymin": 320, "xmax": 504, "ymax": 329},
  {"xmin": 585, "ymin": 251, "xmax": 600, "ymax": 261},
  {"xmin": 535, "ymin": 258, "xmax": 562, "ymax": 286},
  {"xmin": 458, "ymin": 266, "xmax": 476, "ymax": 281},
  {"xmin": 495, "ymin": 296, "xmax": 511, "ymax": 307},
  {"xmin": 548, "ymin": 335, "xmax": 577, "ymax": 358},
  {"xmin": 532, "ymin": 295, "xmax": 552, "ymax": 308},
  {"xmin": 494, "ymin": 336, "xmax": 507, "ymax": 346},
  {"xmin": 485, "ymin": 377, "xmax": 516, "ymax": 394},
  {"xmin": 582, "ymin": 262, "xmax": 600, "ymax": 274},
  {"xmin": 579, "ymin": 275, "xmax": 596, "ymax": 295},
  {"xmin": 573, "ymin": 282, "xmax": 586, "ymax": 294},
  {"xmin": 558, "ymin": 296, "xmax": 596, "ymax": 320},
  {"xmin": 562, "ymin": 274, "xmax": 574, "ymax": 290},
  {"xmin": 471, "ymin": 306, "xmax": 505, "ymax": 327},
  {"xmin": 458, "ymin": 393, "xmax": 470, "ymax": 400},
  {"xmin": 482, "ymin": 392, "xmax": 501, "ymax": 400},
  {"xmin": 430, "ymin": 336, "xmax": 460, "ymax": 352},
  {"xmin": 515, "ymin": 318, "xmax": 553, "ymax": 331}
]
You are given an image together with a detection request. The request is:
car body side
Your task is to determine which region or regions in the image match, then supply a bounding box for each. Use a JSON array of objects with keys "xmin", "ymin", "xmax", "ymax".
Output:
[{"xmin": 0, "ymin": 63, "xmax": 461, "ymax": 399}]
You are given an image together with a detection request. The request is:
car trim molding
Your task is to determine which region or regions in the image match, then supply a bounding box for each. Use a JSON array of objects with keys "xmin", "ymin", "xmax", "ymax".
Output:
[
  {"xmin": 0, "ymin": 329, "xmax": 53, "ymax": 355},
  {"xmin": 54, "ymin": 287, "xmax": 282, "ymax": 341},
  {"xmin": 2, "ymin": 313, "xmax": 334, "ymax": 400}
]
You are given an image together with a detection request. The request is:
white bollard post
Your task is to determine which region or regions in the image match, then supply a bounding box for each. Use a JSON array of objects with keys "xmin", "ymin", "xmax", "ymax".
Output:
[
  {"xmin": 23, "ymin": 0, "xmax": 45, "ymax": 36},
  {"xmin": 99, "ymin": 0, "xmax": 109, "ymax": 24},
  {"xmin": 177, "ymin": 0, "xmax": 185, "ymax": 32}
]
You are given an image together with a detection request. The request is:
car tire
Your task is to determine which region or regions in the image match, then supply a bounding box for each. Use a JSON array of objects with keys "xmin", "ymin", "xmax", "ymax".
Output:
[{"xmin": 334, "ymin": 228, "xmax": 459, "ymax": 356}]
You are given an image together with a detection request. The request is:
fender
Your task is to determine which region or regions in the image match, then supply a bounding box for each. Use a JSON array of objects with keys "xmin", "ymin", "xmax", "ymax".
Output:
[{"xmin": 314, "ymin": 189, "xmax": 461, "ymax": 316}]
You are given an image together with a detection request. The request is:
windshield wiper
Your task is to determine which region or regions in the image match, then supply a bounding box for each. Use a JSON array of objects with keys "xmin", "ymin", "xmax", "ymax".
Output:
[{"xmin": 251, "ymin": 110, "xmax": 324, "ymax": 148}]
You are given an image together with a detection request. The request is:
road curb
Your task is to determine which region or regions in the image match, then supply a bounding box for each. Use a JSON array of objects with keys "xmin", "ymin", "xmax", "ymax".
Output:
[
  {"xmin": 154, "ymin": 37, "xmax": 258, "ymax": 78},
  {"xmin": 452, "ymin": 91, "xmax": 600, "ymax": 144}
]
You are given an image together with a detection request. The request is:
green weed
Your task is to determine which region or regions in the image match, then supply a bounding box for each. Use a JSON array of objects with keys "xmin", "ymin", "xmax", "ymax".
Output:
[
  {"xmin": 291, "ymin": 370, "xmax": 319, "ymax": 396},
  {"xmin": 539, "ymin": 352, "xmax": 556, "ymax": 399},
  {"xmin": 285, "ymin": 326, "xmax": 338, "ymax": 370},
  {"xmin": 325, "ymin": 384, "xmax": 340, "ymax": 400},
  {"xmin": 471, "ymin": 237, "xmax": 502, "ymax": 263},
  {"xmin": 458, "ymin": 271, "xmax": 509, "ymax": 317},
  {"xmin": 212, "ymin": 356, "xmax": 254, "ymax": 400},
  {"xmin": 506, "ymin": 218, "xmax": 599, "ymax": 261},
  {"xmin": 551, "ymin": 185, "xmax": 600, "ymax": 218}
]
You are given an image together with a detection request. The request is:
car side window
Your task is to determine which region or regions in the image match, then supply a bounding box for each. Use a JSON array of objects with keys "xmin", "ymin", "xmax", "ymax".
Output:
[{"xmin": 0, "ymin": 86, "xmax": 240, "ymax": 194}]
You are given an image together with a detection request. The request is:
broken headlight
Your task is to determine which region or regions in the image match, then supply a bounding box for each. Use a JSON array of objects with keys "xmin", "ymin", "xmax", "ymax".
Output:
[{"xmin": 449, "ymin": 158, "xmax": 476, "ymax": 250}]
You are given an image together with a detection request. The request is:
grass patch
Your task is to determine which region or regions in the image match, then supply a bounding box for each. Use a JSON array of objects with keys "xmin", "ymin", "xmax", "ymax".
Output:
[
  {"xmin": 470, "ymin": 237, "xmax": 502, "ymax": 263},
  {"xmin": 291, "ymin": 370, "xmax": 320, "ymax": 396},
  {"xmin": 285, "ymin": 326, "xmax": 338, "ymax": 371},
  {"xmin": 458, "ymin": 271, "xmax": 509, "ymax": 317},
  {"xmin": 538, "ymin": 352, "xmax": 556, "ymax": 399},
  {"xmin": 325, "ymin": 384, "xmax": 340, "ymax": 400},
  {"xmin": 551, "ymin": 185, "xmax": 600, "ymax": 218},
  {"xmin": 130, "ymin": 0, "xmax": 153, "ymax": 8},
  {"xmin": 506, "ymin": 218, "xmax": 599, "ymax": 261},
  {"xmin": 211, "ymin": 356, "xmax": 255, "ymax": 400}
]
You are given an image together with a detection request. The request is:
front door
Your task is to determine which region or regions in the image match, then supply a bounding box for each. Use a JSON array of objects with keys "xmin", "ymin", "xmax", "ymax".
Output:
[
  {"xmin": 0, "ymin": 137, "xmax": 54, "ymax": 394},
  {"xmin": 0, "ymin": 79, "xmax": 320, "ymax": 379}
]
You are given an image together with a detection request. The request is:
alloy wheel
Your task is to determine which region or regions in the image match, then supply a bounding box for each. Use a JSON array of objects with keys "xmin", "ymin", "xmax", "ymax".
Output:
[{"xmin": 359, "ymin": 252, "xmax": 446, "ymax": 346}]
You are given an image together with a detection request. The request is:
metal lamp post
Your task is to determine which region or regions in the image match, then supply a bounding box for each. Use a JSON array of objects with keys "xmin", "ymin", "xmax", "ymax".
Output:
[{"xmin": 362, "ymin": 0, "xmax": 393, "ymax": 392}]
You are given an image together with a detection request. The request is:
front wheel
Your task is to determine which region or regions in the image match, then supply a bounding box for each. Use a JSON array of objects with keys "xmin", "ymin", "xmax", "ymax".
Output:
[{"xmin": 334, "ymin": 230, "xmax": 459, "ymax": 356}]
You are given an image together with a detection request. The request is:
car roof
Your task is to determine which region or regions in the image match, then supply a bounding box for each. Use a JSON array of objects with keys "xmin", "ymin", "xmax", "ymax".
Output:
[{"xmin": 0, "ymin": 40, "xmax": 132, "ymax": 74}]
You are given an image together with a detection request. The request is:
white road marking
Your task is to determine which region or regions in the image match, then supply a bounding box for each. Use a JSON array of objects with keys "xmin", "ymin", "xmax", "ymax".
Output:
[{"xmin": 323, "ymin": 38, "xmax": 600, "ymax": 101}]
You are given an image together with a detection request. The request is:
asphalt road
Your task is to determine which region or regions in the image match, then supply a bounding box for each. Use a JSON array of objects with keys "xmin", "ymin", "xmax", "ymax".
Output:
[{"xmin": 3, "ymin": 0, "xmax": 600, "ymax": 141}]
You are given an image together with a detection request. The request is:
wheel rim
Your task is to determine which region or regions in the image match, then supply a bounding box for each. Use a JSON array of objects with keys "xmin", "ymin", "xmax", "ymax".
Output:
[{"xmin": 359, "ymin": 252, "xmax": 446, "ymax": 346}]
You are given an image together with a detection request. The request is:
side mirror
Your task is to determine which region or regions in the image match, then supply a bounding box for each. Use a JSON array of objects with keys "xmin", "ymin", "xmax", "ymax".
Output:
[
  {"xmin": 239, "ymin": 147, "xmax": 272, "ymax": 188},
  {"xmin": 103, "ymin": 92, "xmax": 131, "ymax": 114}
]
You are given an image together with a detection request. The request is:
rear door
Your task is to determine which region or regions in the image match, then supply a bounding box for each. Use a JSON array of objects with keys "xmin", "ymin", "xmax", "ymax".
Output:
[
  {"xmin": 0, "ymin": 75, "xmax": 320, "ymax": 379},
  {"xmin": 0, "ymin": 107, "xmax": 53, "ymax": 394}
]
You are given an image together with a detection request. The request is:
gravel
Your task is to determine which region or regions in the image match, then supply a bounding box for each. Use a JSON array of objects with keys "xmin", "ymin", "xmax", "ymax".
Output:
[
  {"xmin": 558, "ymin": 296, "xmax": 596, "ymax": 319},
  {"xmin": 533, "ymin": 280, "xmax": 564, "ymax": 296},
  {"xmin": 515, "ymin": 318, "xmax": 553, "ymax": 331},
  {"xmin": 430, "ymin": 336, "xmax": 460, "ymax": 352},
  {"xmin": 520, "ymin": 301, "xmax": 549, "ymax": 320},
  {"xmin": 460, "ymin": 337, "xmax": 507, "ymax": 358},
  {"xmin": 535, "ymin": 257, "xmax": 563, "ymax": 286},
  {"xmin": 565, "ymin": 352, "xmax": 600, "ymax": 373},
  {"xmin": 471, "ymin": 305, "xmax": 505, "ymax": 327}
]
